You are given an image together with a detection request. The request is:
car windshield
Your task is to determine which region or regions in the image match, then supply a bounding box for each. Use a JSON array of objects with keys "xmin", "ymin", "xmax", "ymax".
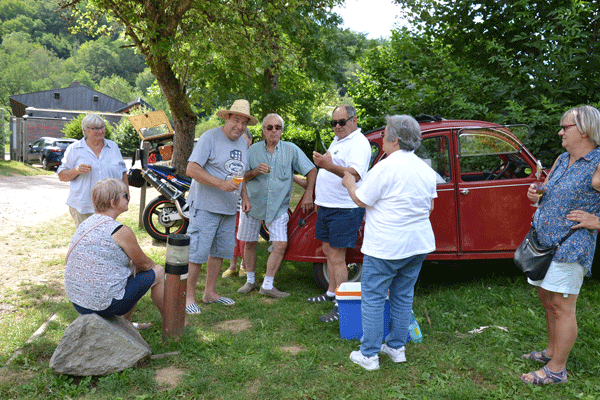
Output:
[{"xmin": 55, "ymin": 141, "xmax": 73, "ymax": 149}]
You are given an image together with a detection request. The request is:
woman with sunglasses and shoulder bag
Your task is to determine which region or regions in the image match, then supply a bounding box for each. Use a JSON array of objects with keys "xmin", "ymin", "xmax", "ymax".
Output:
[
  {"xmin": 520, "ymin": 105, "xmax": 600, "ymax": 385},
  {"xmin": 64, "ymin": 178, "xmax": 165, "ymax": 330}
]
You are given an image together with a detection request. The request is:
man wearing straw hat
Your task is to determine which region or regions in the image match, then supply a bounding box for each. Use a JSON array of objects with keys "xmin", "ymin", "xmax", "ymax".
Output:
[{"xmin": 185, "ymin": 99, "xmax": 258, "ymax": 314}]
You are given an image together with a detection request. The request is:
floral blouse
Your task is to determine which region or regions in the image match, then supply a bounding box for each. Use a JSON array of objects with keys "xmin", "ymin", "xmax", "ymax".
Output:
[{"xmin": 533, "ymin": 147, "xmax": 600, "ymax": 276}]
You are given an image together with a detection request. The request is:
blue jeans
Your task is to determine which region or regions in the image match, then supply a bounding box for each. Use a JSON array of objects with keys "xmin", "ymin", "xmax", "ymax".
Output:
[
  {"xmin": 360, "ymin": 254, "xmax": 426, "ymax": 357},
  {"xmin": 72, "ymin": 270, "xmax": 155, "ymax": 317}
]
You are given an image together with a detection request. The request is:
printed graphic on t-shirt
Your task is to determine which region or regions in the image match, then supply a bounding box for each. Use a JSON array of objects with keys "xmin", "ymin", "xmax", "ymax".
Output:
[{"xmin": 224, "ymin": 149, "xmax": 245, "ymax": 176}]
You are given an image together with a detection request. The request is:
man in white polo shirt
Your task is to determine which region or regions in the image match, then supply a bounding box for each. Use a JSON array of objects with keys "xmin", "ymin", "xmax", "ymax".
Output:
[{"xmin": 310, "ymin": 104, "xmax": 371, "ymax": 323}]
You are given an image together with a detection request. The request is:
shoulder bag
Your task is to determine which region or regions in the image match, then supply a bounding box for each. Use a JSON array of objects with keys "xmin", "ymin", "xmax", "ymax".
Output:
[{"xmin": 514, "ymin": 226, "xmax": 576, "ymax": 281}]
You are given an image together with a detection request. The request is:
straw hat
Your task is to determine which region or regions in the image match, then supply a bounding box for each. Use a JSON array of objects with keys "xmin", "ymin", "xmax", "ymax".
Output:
[{"xmin": 216, "ymin": 99, "xmax": 258, "ymax": 126}]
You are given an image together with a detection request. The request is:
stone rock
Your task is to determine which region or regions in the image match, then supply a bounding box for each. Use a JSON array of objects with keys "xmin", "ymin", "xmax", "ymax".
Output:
[{"xmin": 50, "ymin": 314, "xmax": 152, "ymax": 376}]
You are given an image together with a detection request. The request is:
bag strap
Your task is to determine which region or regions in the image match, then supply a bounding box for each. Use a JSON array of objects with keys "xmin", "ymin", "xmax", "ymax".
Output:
[
  {"xmin": 66, "ymin": 219, "xmax": 112, "ymax": 262},
  {"xmin": 557, "ymin": 228, "xmax": 577, "ymax": 246}
]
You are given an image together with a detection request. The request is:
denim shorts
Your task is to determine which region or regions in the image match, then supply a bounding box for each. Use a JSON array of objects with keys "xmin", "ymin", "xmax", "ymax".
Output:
[
  {"xmin": 188, "ymin": 209, "xmax": 236, "ymax": 264},
  {"xmin": 315, "ymin": 206, "xmax": 365, "ymax": 248},
  {"xmin": 72, "ymin": 269, "xmax": 155, "ymax": 316}
]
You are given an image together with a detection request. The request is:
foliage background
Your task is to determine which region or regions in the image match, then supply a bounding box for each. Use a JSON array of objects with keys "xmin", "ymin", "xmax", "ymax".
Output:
[{"xmin": 2, "ymin": 0, "xmax": 600, "ymax": 168}]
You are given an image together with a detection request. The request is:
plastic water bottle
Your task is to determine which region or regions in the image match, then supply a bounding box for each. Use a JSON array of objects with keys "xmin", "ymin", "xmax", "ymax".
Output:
[{"xmin": 408, "ymin": 310, "xmax": 423, "ymax": 343}]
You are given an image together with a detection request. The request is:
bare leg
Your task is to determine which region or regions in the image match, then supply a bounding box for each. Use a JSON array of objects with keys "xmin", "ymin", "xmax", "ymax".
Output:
[
  {"xmin": 149, "ymin": 265, "xmax": 166, "ymax": 322},
  {"xmin": 186, "ymin": 262, "xmax": 202, "ymax": 306},
  {"xmin": 264, "ymin": 241, "xmax": 287, "ymax": 279},
  {"xmin": 322, "ymin": 242, "xmax": 347, "ymax": 293},
  {"xmin": 243, "ymin": 242, "xmax": 258, "ymax": 273},
  {"xmin": 202, "ymin": 256, "xmax": 223, "ymax": 302},
  {"xmin": 122, "ymin": 266, "xmax": 165, "ymax": 322},
  {"xmin": 523, "ymin": 288, "xmax": 578, "ymax": 382}
]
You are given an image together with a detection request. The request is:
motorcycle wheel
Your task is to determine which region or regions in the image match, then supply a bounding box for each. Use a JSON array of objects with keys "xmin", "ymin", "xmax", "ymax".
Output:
[
  {"xmin": 312, "ymin": 262, "xmax": 363, "ymax": 292},
  {"xmin": 142, "ymin": 196, "xmax": 189, "ymax": 242}
]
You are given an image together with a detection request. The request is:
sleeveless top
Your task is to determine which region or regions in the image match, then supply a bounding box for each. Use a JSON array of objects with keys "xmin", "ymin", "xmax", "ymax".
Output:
[
  {"xmin": 64, "ymin": 214, "xmax": 131, "ymax": 310},
  {"xmin": 533, "ymin": 147, "xmax": 600, "ymax": 275}
]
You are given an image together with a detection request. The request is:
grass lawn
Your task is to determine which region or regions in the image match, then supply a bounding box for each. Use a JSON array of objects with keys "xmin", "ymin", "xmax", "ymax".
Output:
[
  {"xmin": 2, "ymin": 185, "xmax": 600, "ymax": 399},
  {"xmin": 0, "ymin": 160, "xmax": 54, "ymax": 176}
]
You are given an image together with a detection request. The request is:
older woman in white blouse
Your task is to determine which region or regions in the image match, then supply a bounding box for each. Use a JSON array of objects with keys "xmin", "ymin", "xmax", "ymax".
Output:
[{"xmin": 58, "ymin": 113, "xmax": 128, "ymax": 226}]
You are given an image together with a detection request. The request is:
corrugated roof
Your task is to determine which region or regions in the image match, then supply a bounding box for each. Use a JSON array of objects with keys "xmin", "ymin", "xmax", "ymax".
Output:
[{"xmin": 9, "ymin": 81, "xmax": 127, "ymax": 117}]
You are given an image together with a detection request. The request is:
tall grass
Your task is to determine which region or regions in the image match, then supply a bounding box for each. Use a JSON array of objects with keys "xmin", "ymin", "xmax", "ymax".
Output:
[{"xmin": 2, "ymin": 200, "xmax": 600, "ymax": 399}]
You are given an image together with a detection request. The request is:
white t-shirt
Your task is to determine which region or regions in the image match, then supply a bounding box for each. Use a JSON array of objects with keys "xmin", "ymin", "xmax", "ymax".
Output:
[
  {"xmin": 356, "ymin": 150, "xmax": 437, "ymax": 260},
  {"xmin": 315, "ymin": 128, "xmax": 371, "ymax": 208}
]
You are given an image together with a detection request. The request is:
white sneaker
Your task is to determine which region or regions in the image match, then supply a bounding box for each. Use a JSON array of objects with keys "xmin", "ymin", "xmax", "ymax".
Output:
[
  {"xmin": 380, "ymin": 344, "xmax": 406, "ymax": 363},
  {"xmin": 349, "ymin": 351, "xmax": 379, "ymax": 371}
]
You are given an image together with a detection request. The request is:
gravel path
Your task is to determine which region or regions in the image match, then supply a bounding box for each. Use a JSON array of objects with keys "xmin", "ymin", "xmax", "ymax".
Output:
[
  {"xmin": 0, "ymin": 167, "xmax": 152, "ymax": 297},
  {"xmin": 0, "ymin": 174, "xmax": 70, "ymax": 234}
]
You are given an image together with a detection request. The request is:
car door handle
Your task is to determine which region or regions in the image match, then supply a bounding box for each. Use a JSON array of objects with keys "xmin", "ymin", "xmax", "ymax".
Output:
[{"xmin": 461, "ymin": 189, "xmax": 469, "ymax": 195}]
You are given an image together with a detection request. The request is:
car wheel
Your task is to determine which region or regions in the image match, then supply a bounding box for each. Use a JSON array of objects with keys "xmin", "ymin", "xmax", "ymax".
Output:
[
  {"xmin": 312, "ymin": 262, "xmax": 363, "ymax": 292},
  {"xmin": 42, "ymin": 157, "xmax": 51, "ymax": 170}
]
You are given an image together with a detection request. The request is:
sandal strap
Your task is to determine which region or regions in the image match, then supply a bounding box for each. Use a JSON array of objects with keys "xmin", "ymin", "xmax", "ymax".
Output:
[
  {"xmin": 522, "ymin": 350, "xmax": 552, "ymax": 363},
  {"xmin": 523, "ymin": 366, "xmax": 567, "ymax": 385}
]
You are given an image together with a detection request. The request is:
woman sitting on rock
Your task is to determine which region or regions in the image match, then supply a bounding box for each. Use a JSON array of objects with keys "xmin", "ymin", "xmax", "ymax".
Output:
[{"xmin": 64, "ymin": 178, "xmax": 165, "ymax": 329}]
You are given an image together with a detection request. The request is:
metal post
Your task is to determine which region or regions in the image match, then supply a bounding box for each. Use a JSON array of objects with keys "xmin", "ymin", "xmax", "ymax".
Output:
[
  {"xmin": 138, "ymin": 143, "xmax": 149, "ymax": 229},
  {"xmin": 163, "ymin": 233, "xmax": 189, "ymax": 340}
]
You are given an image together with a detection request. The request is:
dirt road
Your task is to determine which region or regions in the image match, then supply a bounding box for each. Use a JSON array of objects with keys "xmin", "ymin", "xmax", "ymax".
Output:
[
  {"xmin": 0, "ymin": 174, "xmax": 70, "ymax": 234},
  {"xmin": 0, "ymin": 172, "xmax": 152, "ymax": 297}
]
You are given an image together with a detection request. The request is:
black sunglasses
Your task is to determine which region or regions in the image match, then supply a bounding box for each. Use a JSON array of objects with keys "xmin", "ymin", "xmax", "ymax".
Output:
[
  {"xmin": 265, "ymin": 124, "xmax": 282, "ymax": 131},
  {"xmin": 330, "ymin": 116, "xmax": 353, "ymax": 127}
]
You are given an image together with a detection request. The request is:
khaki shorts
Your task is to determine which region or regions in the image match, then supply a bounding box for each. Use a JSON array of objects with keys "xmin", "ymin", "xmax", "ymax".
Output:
[{"xmin": 69, "ymin": 206, "xmax": 93, "ymax": 227}]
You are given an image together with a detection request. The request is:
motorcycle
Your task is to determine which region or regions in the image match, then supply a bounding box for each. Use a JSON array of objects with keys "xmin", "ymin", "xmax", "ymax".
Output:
[{"xmin": 139, "ymin": 164, "xmax": 191, "ymax": 241}]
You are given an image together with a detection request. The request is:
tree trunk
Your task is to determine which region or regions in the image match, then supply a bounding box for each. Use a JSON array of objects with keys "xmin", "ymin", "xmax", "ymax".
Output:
[{"xmin": 147, "ymin": 55, "xmax": 197, "ymax": 175}]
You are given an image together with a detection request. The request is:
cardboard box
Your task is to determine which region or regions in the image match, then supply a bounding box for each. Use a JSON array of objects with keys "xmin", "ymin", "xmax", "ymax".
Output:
[{"xmin": 335, "ymin": 282, "xmax": 390, "ymax": 340}]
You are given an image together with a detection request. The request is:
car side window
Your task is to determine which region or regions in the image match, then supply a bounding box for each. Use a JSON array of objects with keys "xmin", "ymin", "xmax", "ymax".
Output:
[
  {"xmin": 415, "ymin": 136, "xmax": 451, "ymax": 184},
  {"xmin": 457, "ymin": 127, "xmax": 530, "ymax": 181}
]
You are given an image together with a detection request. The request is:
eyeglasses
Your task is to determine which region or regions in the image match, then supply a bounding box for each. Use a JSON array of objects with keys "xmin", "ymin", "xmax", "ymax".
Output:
[
  {"xmin": 122, "ymin": 192, "xmax": 129, "ymax": 201},
  {"xmin": 265, "ymin": 125, "xmax": 282, "ymax": 131},
  {"xmin": 330, "ymin": 117, "xmax": 353, "ymax": 127},
  {"xmin": 560, "ymin": 124, "xmax": 577, "ymax": 131},
  {"xmin": 89, "ymin": 126, "xmax": 105, "ymax": 131}
]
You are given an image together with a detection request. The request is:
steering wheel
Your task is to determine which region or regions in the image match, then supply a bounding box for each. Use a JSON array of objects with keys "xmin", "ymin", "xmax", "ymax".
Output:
[{"xmin": 487, "ymin": 161, "xmax": 511, "ymax": 180}]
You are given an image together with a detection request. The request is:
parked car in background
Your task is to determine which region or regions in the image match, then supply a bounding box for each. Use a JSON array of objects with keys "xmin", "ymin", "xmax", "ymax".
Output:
[
  {"xmin": 26, "ymin": 137, "xmax": 76, "ymax": 170},
  {"xmin": 281, "ymin": 116, "xmax": 546, "ymax": 290}
]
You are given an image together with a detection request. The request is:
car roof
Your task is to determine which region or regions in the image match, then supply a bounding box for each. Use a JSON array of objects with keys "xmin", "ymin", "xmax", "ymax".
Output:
[
  {"xmin": 37, "ymin": 137, "xmax": 76, "ymax": 142},
  {"xmin": 364, "ymin": 119, "xmax": 501, "ymax": 136}
]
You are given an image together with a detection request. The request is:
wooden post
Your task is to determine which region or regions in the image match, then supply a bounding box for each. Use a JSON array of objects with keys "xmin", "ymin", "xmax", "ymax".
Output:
[{"xmin": 162, "ymin": 234, "xmax": 189, "ymax": 340}]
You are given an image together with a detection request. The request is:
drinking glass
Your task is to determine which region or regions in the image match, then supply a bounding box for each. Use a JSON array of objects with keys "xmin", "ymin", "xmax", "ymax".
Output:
[{"xmin": 532, "ymin": 181, "xmax": 545, "ymax": 207}]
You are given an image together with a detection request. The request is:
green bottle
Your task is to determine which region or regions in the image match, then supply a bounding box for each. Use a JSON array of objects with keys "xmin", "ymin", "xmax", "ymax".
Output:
[{"xmin": 314, "ymin": 129, "xmax": 327, "ymax": 154}]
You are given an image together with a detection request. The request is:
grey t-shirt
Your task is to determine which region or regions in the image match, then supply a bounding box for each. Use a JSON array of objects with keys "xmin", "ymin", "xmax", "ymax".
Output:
[{"xmin": 187, "ymin": 127, "xmax": 248, "ymax": 215}]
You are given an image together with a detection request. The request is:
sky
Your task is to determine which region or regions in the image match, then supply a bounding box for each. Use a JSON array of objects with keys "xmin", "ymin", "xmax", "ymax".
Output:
[{"xmin": 333, "ymin": 0, "xmax": 408, "ymax": 39}]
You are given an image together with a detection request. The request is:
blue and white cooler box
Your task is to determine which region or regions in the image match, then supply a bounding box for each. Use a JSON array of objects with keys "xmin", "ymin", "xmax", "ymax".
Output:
[{"xmin": 335, "ymin": 282, "xmax": 390, "ymax": 340}]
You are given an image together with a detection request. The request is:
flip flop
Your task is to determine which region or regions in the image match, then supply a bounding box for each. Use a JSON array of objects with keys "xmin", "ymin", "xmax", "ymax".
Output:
[
  {"xmin": 132, "ymin": 322, "xmax": 152, "ymax": 330},
  {"xmin": 203, "ymin": 296, "xmax": 235, "ymax": 306},
  {"xmin": 185, "ymin": 303, "xmax": 202, "ymax": 314}
]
